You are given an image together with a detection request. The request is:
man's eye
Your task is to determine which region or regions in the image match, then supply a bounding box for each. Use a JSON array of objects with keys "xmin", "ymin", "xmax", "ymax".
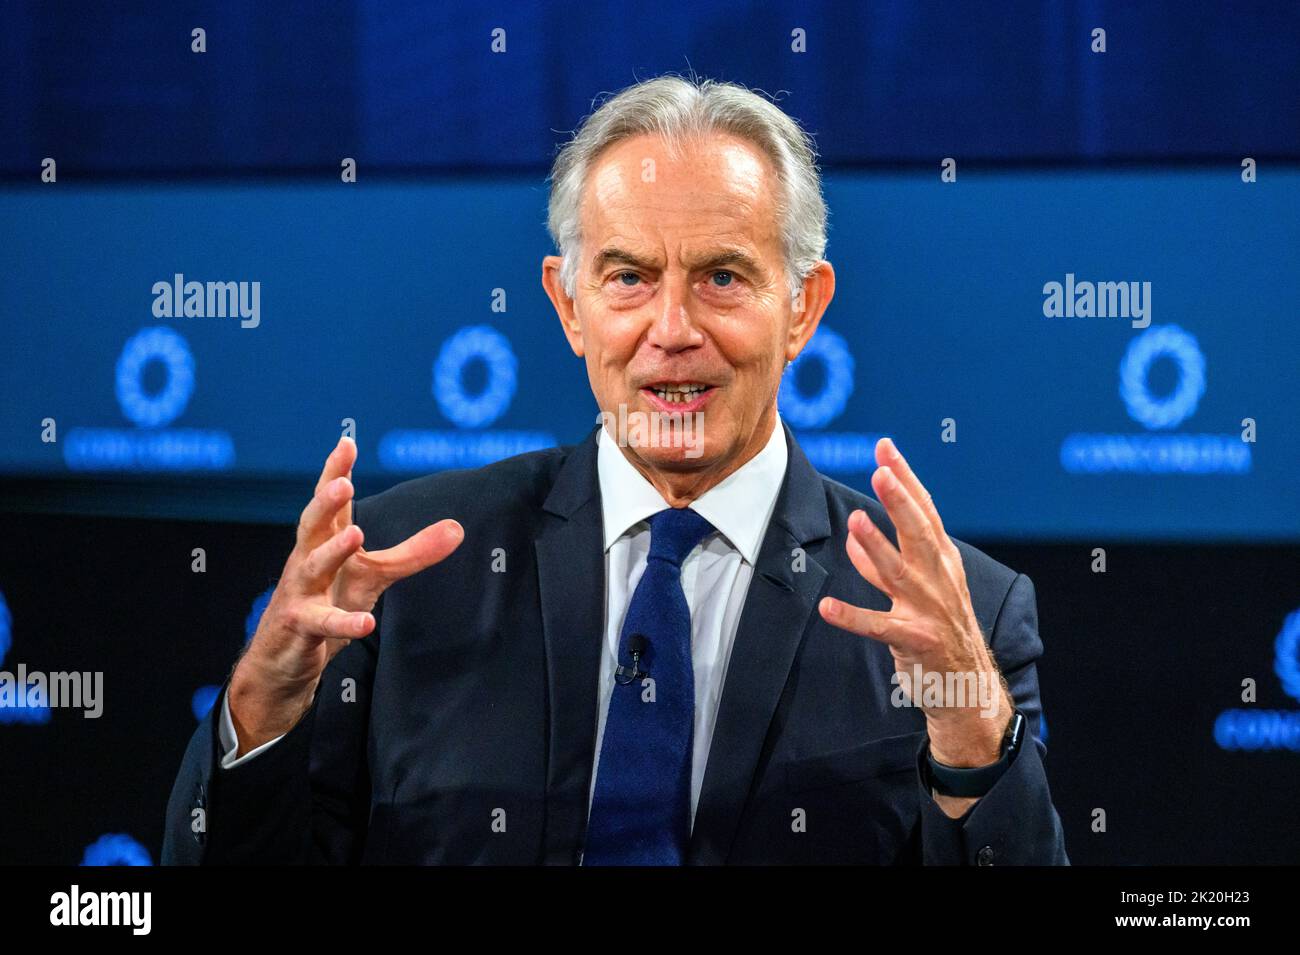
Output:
[
  {"xmin": 710, "ymin": 271, "xmax": 735, "ymax": 287},
  {"xmin": 616, "ymin": 271, "xmax": 641, "ymax": 286}
]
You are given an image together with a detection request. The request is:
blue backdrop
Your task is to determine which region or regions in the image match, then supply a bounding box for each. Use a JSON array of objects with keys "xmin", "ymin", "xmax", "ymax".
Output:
[
  {"xmin": 3, "ymin": 0, "xmax": 1299, "ymax": 171},
  {"xmin": 2, "ymin": 169, "xmax": 1296, "ymax": 538}
]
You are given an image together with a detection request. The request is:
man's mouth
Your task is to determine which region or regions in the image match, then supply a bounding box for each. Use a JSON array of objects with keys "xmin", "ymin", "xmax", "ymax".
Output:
[{"xmin": 639, "ymin": 381, "xmax": 717, "ymax": 411}]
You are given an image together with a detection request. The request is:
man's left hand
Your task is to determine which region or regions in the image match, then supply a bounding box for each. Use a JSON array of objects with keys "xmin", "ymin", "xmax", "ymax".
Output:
[{"xmin": 817, "ymin": 437, "xmax": 1013, "ymax": 812}]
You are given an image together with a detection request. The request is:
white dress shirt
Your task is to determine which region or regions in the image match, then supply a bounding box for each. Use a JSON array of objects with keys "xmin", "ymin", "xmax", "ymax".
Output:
[
  {"xmin": 220, "ymin": 415, "xmax": 790, "ymax": 834},
  {"xmin": 588, "ymin": 415, "xmax": 787, "ymax": 829}
]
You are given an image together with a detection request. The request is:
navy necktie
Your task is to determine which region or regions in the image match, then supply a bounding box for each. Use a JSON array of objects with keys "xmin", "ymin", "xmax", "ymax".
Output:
[{"xmin": 583, "ymin": 507, "xmax": 716, "ymax": 865}]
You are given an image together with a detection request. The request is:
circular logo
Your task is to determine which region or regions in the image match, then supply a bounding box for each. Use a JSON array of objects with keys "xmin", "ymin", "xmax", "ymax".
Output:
[
  {"xmin": 80, "ymin": 833, "xmax": 152, "ymax": 866},
  {"xmin": 0, "ymin": 589, "xmax": 11, "ymax": 666},
  {"xmin": 1119, "ymin": 324, "xmax": 1205, "ymax": 430},
  {"xmin": 778, "ymin": 326, "xmax": 855, "ymax": 429},
  {"xmin": 433, "ymin": 326, "xmax": 519, "ymax": 429},
  {"xmin": 191, "ymin": 685, "xmax": 221, "ymax": 721},
  {"xmin": 1274, "ymin": 609, "xmax": 1300, "ymax": 704},
  {"xmin": 115, "ymin": 327, "xmax": 196, "ymax": 428}
]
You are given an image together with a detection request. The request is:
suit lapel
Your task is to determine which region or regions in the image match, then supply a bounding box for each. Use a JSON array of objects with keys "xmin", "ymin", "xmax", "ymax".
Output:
[
  {"xmin": 688, "ymin": 424, "xmax": 832, "ymax": 864},
  {"xmin": 535, "ymin": 427, "xmax": 606, "ymax": 864}
]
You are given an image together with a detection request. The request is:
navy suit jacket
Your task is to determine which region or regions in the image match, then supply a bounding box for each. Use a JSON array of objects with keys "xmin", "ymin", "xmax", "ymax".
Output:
[{"xmin": 163, "ymin": 423, "xmax": 1068, "ymax": 865}]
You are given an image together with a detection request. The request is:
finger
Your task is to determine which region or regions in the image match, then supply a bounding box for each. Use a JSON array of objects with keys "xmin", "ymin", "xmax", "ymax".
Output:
[
  {"xmin": 315, "ymin": 436, "xmax": 358, "ymax": 532},
  {"xmin": 295, "ymin": 602, "xmax": 376, "ymax": 640},
  {"xmin": 819, "ymin": 596, "xmax": 926, "ymax": 654},
  {"xmin": 876, "ymin": 438, "xmax": 946, "ymax": 541},
  {"xmin": 364, "ymin": 519, "xmax": 465, "ymax": 584},
  {"xmin": 314, "ymin": 436, "xmax": 357, "ymax": 498},
  {"xmin": 871, "ymin": 465, "xmax": 940, "ymax": 563},
  {"xmin": 847, "ymin": 508, "xmax": 904, "ymax": 590},
  {"xmin": 341, "ymin": 442, "xmax": 356, "ymax": 529},
  {"xmin": 297, "ymin": 523, "xmax": 364, "ymax": 591},
  {"xmin": 296, "ymin": 474, "xmax": 354, "ymax": 551},
  {"xmin": 844, "ymin": 519, "xmax": 892, "ymax": 596},
  {"xmin": 818, "ymin": 595, "xmax": 898, "ymax": 642}
]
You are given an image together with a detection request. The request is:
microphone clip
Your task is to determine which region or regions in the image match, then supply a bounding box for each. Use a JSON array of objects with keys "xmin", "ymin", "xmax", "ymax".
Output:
[{"xmin": 614, "ymin": 633, "xmax": 649, "ymax": 685}]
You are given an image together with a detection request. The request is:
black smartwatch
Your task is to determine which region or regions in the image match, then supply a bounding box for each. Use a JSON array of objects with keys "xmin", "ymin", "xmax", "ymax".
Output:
[{"xmin": 925, "ymin": 710, "xmax": 1026, "ymax": 798}]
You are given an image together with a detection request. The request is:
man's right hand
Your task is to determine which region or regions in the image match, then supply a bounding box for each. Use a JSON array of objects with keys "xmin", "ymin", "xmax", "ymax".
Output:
[{"xmin": 227, "ymin": 436, "xmax": 464, "ymax": 755}]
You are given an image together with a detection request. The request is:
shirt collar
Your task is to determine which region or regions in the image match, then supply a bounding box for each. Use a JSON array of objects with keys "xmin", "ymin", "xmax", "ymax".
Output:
[{"xmin": 596, "ymin": 413, "xmax": 789, "ymax": 565}]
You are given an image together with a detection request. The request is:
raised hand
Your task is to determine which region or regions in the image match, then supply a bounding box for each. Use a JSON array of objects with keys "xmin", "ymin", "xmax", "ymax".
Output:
[
  {"xmin": 228, "ymin": 436, "xmax": 464, "ymax": 753},
  {"xmin": 817, "ymin": 438, "xmax": 1012, "ymax": 776}
]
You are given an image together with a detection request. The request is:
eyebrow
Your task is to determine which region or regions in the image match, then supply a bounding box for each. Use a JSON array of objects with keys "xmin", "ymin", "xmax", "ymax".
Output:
[
  {"xmin": 686, "ymin": 249, "xmax": 764, "ymax": 274},
  {"xmin": 591, "ymin": 247, "xmax": 658, "ymax": 273},
  {"xmin": 590, "ymin": 246, "xmax": 765, "ymax": 276}
]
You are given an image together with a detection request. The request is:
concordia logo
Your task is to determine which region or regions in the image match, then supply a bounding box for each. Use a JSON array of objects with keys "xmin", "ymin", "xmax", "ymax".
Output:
[
  {"xmin": 377, "ymin": 325, "xmax": 556, "ymax": 472},
  {"xmin": 0, "ymin": 588, "xmax": 50, "ymax": 725},
  {"xmin": 63, "ymin": 327, "xmax": 235, "ymax": 472},
  {"xmin": 1214, "ymin": 609, "xmax": 1300, "ymax": 752},
  {"xmin": 79, "ymin": 832, "xmax": 152, "ymax": 867},
  {"xmin": 1059, "ymin": 324, "xmax": 1250, "ymax": 475},
  {"xmin": 778, "ymin": 326, "xmax": 883, "ymax": 474}
]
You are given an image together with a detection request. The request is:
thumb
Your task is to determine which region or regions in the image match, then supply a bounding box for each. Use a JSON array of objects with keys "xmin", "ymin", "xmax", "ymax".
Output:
[{"xmin": 367, "ymin": 519, "xmax": 465, "ymax": 584}]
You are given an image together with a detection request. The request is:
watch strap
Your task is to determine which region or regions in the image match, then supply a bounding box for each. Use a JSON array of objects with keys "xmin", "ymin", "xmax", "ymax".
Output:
[{"xmin": 925, "ymin": 710, "xmax": 1026, "ymax": 798}]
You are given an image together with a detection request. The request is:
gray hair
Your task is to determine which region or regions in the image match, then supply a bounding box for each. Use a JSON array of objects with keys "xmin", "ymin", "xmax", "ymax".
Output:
[{"xmin": 546, "ymin": 75, "xmax": 828, "ymax": 299}]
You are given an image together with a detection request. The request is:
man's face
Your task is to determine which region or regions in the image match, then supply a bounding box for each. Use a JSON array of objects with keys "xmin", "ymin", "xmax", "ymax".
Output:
[{"xmin": 543, "ymin": 131, "xmax": 832, "ymax": 485}]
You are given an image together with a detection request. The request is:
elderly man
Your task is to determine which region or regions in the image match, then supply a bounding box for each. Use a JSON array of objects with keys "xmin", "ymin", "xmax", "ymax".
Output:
[{"xmin": 164, "ymin": 76, "xmax": 1067, "ymax": 865}]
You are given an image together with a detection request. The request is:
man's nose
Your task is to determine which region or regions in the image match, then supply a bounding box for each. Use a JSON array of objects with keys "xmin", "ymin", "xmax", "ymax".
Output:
[{"xmin": 645, "ymin": 274, "xmax": 704, "ymax": 352}]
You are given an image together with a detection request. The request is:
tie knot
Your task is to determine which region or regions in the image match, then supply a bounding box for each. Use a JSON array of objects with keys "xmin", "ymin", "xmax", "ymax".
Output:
[{"xmin": 647, "ymin": 507, "xmax": 715, "ymax": 568}]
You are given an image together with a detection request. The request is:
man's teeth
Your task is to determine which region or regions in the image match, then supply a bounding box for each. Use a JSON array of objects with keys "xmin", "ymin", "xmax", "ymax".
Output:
[{"xmin": 650, "ymin": 384, "xmax": 708, "ymax": 403}]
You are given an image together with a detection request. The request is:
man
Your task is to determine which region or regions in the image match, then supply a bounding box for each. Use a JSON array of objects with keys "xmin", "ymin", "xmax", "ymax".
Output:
[{"xmin": 163, "ymin": 76, "xmax": 1067, "ymax": 865}]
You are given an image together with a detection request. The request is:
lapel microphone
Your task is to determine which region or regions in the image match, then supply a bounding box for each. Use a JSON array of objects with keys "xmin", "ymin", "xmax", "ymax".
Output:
[{"xmin": 614, "ymin": 633, "xmax": 649, "ymax": 685}]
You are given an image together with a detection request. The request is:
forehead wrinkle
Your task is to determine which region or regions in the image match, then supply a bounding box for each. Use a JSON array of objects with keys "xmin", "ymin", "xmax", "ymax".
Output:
[
  {"xmin": 581, "ymin": 135, "xmax": 784, "ymax": 276},
  {"xmin": 595, "ymin": 195, "xmax": 757, "ymax": 235},
  {"xmin": 591, "ymin": 237, "xmax": 768, "ymax": 277},
  {"xmin": 586, "ymin": 136, "xmax": 773, "ymax": 223}
]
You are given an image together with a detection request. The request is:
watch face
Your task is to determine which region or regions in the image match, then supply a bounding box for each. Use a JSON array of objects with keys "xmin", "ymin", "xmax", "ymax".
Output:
[{"xmin": 1004, "ymin": 712, "xmax": 1024, "ymax": 750}]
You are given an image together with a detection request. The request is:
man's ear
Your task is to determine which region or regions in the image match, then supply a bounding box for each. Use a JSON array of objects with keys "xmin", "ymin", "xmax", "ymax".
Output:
[
  {"xmin": 542, "ymin": 255, "xmax": 584, "ymax": 357},
  {"xmin": 785, "ymin": 259, "xmax": 836, "ymax": 361}
]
